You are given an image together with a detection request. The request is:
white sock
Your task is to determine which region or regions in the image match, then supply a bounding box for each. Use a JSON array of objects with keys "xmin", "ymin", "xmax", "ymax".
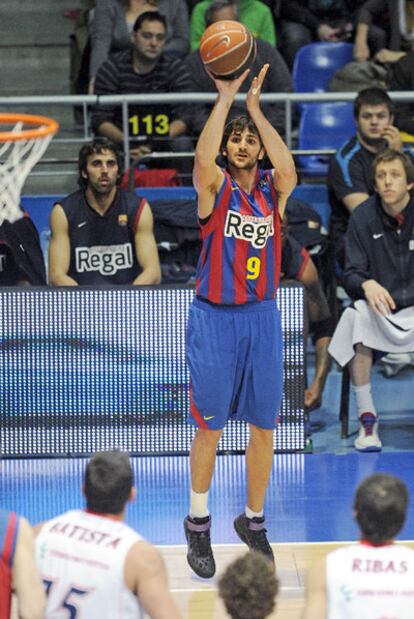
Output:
[
  {"xmin": 189, "ymin": 489, "xmax": 209, "ymax": 519},
  {"xmin": 352, "ymin": 383, "xmax": 376, "ymax": 418},
  {"xmin": 245, "ymin": 506, "xmax": 264, "ymax": 520}
]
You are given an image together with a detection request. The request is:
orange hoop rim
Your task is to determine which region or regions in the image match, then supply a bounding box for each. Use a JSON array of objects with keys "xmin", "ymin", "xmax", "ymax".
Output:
[{"xmin": 0, "ymin": 113, "xmax": 59, "ymax": 142}]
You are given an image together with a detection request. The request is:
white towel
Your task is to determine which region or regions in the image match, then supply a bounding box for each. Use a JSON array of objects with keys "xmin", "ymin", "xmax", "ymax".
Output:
[{"xmin": 328, "ymin": 300, "xmax": 414, "ymax": 367}]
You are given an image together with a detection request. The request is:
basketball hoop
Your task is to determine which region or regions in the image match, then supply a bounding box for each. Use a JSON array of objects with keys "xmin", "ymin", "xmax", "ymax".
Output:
[{"xmin": 0, "ymin": 113, "xmax": 59, "ymax": 226}]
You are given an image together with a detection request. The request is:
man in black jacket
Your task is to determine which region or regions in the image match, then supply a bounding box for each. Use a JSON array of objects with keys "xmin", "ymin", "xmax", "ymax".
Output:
[{"xmin": 328, "ymin": 150, "xmax": 414, "ymax": 451}]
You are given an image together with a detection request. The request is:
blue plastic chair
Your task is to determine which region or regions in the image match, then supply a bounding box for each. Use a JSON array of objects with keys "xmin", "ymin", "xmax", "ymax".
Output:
[
  {"xmin": 297, "ymin": 102, "xmax": 356, "ymax": 177},
  {"xmin": 292, "ymin": 42, "xmax": 354, "ymax": 96}
]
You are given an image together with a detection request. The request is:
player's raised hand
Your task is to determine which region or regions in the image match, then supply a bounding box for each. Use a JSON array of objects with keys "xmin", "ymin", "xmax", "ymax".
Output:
[
  {"xmin": 246, "ymin": 64, "xmax": 269, "ymax": 114},
  {"xmin": 381, "ymin": 125, "xmax": 403, "ymax": 152},
  {"xmin": 208, "ymin": 68, "xmax": 250, "ymax": 102}
]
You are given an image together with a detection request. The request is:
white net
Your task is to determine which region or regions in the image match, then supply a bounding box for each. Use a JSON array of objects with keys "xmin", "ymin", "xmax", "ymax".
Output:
[{"xmin": 0, "ymin": 118, "xmax": 57, "ymax": 226}]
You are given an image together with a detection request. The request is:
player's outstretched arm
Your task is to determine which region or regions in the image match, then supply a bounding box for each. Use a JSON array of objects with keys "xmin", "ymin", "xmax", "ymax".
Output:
[
  {"xmin": 12, "ymin": 517, "xmax": 46, "ymax": 619},
  {"xmin": 246, "ymin": 64, "xmax": 297, "ymax": 213},
  {"xmin": 193, "ymin": 69, "xmax": 249, "ymax": 218},
  {"xmin": 126, "ymin": 540, "xmax": 182, "ymax": 619}
]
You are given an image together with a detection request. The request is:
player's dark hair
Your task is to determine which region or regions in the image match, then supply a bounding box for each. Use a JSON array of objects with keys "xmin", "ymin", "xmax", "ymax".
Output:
[
  {"xmin": 205, "ymin": 0, "xmax": 238, "ymax": 26},
  {"xmin": 354, "ymin": 473, "xmax": 409, "ymax": 545},
  {"xmin": 84, "ymin": 450, "xmax": 134, "ymax": 514},
  {"xmin": 133, "ymin": 10, "xmax": 167, "ymax": 33},
  {"xmin": 373, "ymin": 149, "xmax": 414, "ymax": 186},
  {"xmin": 78, "ymin": 137, "xmax": 124, "ymax": 188},
  {"xmin": 221, "ymin": 115, "xmax": 263, "ymax": 152},
  {"xmin": 353, "ymin": 87, "xmax": 394, "ymax": 119},
  {"xmin": 218, "ymin": 552, "xmax": 279, "ymax": 619}
]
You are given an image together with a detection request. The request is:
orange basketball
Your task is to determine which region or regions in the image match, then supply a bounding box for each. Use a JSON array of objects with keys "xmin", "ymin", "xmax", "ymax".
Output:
[{"xmin": 199, "ymin": 20, "xmax": 256, "ymax": 80}]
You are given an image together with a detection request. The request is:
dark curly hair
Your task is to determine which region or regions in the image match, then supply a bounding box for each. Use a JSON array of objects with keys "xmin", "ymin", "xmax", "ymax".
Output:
[
  {"xmin": 221, "ymin": 115, "xmax": 263, "ymax": 154},
  {"xmin": 218, "ymin": 552, "xmax": 279, "ymax": 619}
]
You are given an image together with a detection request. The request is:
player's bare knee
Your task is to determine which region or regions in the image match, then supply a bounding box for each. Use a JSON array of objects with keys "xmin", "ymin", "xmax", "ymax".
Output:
[
  {"xmin": 249, "ymin": 425, "xmax": 274, "ymax": 446},
  {"xmin": 195, "ymin": 427, "xmax": 223, "ymax": 446}
]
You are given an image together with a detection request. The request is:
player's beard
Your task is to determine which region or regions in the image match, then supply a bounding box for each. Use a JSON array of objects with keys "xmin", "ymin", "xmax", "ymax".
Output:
[{"xmin": 91, "ymin": 177, "xmax": 116, "ymax": 196}]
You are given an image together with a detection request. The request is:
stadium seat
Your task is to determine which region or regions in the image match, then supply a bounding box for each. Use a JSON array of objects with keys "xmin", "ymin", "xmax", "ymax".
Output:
[
  {"xmin": 292, "ymin": 42, "xmax": 354, "ymax": 98},
  {"xmin": 297, "ymin": 102, "xmax": 356, "ymax": 177}
]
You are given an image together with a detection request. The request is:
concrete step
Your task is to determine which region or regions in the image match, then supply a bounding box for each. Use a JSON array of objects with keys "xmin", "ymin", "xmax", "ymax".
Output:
[
  {"xmin": 0, "ymin": 3, "xmax": 80, "ymax": 46},
  {"xmin": 0, "ymin": 1, "xmax": 88, "ymax": 192},
  {"xmin": 23, "ymin": 170, "xmax": 78, "ymax": 197},
  {"xmin": 0, "ymin": 46, "xmax": 70, "ymax": 95}
]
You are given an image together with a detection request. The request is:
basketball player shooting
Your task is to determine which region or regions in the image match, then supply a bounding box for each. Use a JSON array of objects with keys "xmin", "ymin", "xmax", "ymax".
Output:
[{"xmin": 184, "ymin": 64, "xmax": 297, "ymax": 578}]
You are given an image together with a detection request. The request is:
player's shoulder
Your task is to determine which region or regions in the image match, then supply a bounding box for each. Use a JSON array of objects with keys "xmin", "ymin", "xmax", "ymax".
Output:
[
  {"xmin": 118, "ymin": 187, "xmax": 140, "ymax": 202},
  {"xmin": 118, "ymin": 188, "xmax": 146, "ymax": 211},
  {"xmin": 53, "ymin": 189, "xmax": 84, "ymax": 214},
  {"xmin": 125, "ymin": 537, "xmax": 161, "ymax": 576}
]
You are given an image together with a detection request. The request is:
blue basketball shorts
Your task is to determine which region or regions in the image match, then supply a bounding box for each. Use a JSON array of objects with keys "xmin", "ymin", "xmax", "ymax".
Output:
[{"xmin": 186, "ymin": 297, "xmax": 283, "ymax": 430}]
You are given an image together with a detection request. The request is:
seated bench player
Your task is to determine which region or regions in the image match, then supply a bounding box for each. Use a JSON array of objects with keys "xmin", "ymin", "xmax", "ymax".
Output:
[{"xmin": 48, "ymin": 137, "xmax": 161, "ymax": 286}]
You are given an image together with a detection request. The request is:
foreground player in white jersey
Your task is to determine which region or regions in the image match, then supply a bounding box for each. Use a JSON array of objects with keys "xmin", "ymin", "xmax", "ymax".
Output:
[
  {"xmin": 35, "ymin": 450, "xmax": 181, "ymax": 619},
  {"xmin": 302, "ymin": 473, "xmax": 414, "ymax": 619}
]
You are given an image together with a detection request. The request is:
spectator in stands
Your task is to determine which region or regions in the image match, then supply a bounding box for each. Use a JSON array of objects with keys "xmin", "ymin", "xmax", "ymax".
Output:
[
  {"xmin": 0, "ymin": 216, "xmax": 47, "ymax": 286},
  {"xmin": 91, "ymin": 11, "xmax": 194, "ymax": 161},
  {"xmin": 0, "ymin": 508, "xmax": 45, "ymax": 619},
  {"xmin": 278, "ymin": 0, "xmax": 369, "ymax": 69},
  {"xmin": 328, "ymin": 150, "xmax": 414, "ymax": 451},
  {"xmin": 35, "ymin": 450, "xmax": 181, "ymax": 619},
  {"xmin": 89, "ymin": 0, "xmax": 190, "ymax": 93},
  {"xmin": 354, "ymin": 0, "xmax": 414, "ymax": 62},
  {"xmin": 185, "ymin": 0, "xmax": 292, "ymax": 138},
  {"xmin": 327, "ymin": 87, "xmax": 403, "ymax": 270},
  {"xmin": 302, "ymin": 473, "xmax": 414, "ymax": 617},
  {"xmin": 218, "ymin": 552, "xmax": 279, "ymax": 619},
  {"xmin": 48, "ymin": 137, "xmax": 161, "ymax": 286},
  {"xmin": 281, "ymin": 218, "xmax": 333, "ymax": 412},
  {"xmin": 389, "ymin": 51, "xmax": 414, "ymax": 138},
  {"xmin": 190, "ymin": 0, "xmax": 276, "ymax": 51}
]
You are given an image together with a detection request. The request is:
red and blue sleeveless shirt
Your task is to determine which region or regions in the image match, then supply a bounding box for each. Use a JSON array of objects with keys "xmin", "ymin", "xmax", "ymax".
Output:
[
  {"xmin": 0, "ymin": 510, "xmax": 19, "ymax": 619},
  {"xmin": 196, "ymin": 168, "xmax": 282, "ymax": 305}
]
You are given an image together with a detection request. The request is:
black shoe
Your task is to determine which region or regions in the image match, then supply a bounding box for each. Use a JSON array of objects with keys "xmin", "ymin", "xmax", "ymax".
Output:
[
  {"xmin": 234, "ymin": 513, "xmax": 274, "ymax": 562},
  {"xmin": 184, "ymin": 515, "xmax": 216, "ymax": 578}
]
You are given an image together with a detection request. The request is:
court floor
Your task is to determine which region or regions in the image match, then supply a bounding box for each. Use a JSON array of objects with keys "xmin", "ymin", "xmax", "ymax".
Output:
[{"xmin": 3, "ymin": 451, "xmax": 414, "ymax": 617}]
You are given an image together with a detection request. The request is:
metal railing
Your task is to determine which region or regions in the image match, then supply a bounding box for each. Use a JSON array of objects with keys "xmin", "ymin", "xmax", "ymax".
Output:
[{"xmin": 1, "ymin": 91, "xmax": 413, "ymax": 176}]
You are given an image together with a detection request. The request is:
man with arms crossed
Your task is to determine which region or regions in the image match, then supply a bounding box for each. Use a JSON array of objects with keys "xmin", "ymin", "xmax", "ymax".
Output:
[
  {"xmin": 35, "ymin": 450, "xmax": 181, "ymax": 618},
  {"xmin": 184, "ymin": 64, "xmax": 297, "ymax": 578},
  {"xmin": 302, "ymin": 473, "xmax": 414, "ymax": 618},
  {"xmin": 48, "ymin": 137, "xmax": 161, "ymax": 286}
]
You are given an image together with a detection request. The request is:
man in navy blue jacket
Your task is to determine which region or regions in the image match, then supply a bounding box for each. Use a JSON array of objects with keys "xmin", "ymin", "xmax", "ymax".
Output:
[{"xmin": 329, "ymin": 149, "xmax": 414, "ymax": 451}]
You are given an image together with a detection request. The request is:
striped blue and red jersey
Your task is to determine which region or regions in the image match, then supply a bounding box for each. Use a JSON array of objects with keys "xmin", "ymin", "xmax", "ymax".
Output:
[
  {"xmin": 0, "ymin": 510, "xmax": 19, "ymax": 619},
  {"xmin": 196, "ymin": 168, "xmax": 282, "ymax": 305}
]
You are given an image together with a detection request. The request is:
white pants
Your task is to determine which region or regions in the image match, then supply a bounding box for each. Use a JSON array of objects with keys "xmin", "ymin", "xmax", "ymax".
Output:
[{"xmin": 328, "ymin": 300, "xmax": 414, "ymax": 367}]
